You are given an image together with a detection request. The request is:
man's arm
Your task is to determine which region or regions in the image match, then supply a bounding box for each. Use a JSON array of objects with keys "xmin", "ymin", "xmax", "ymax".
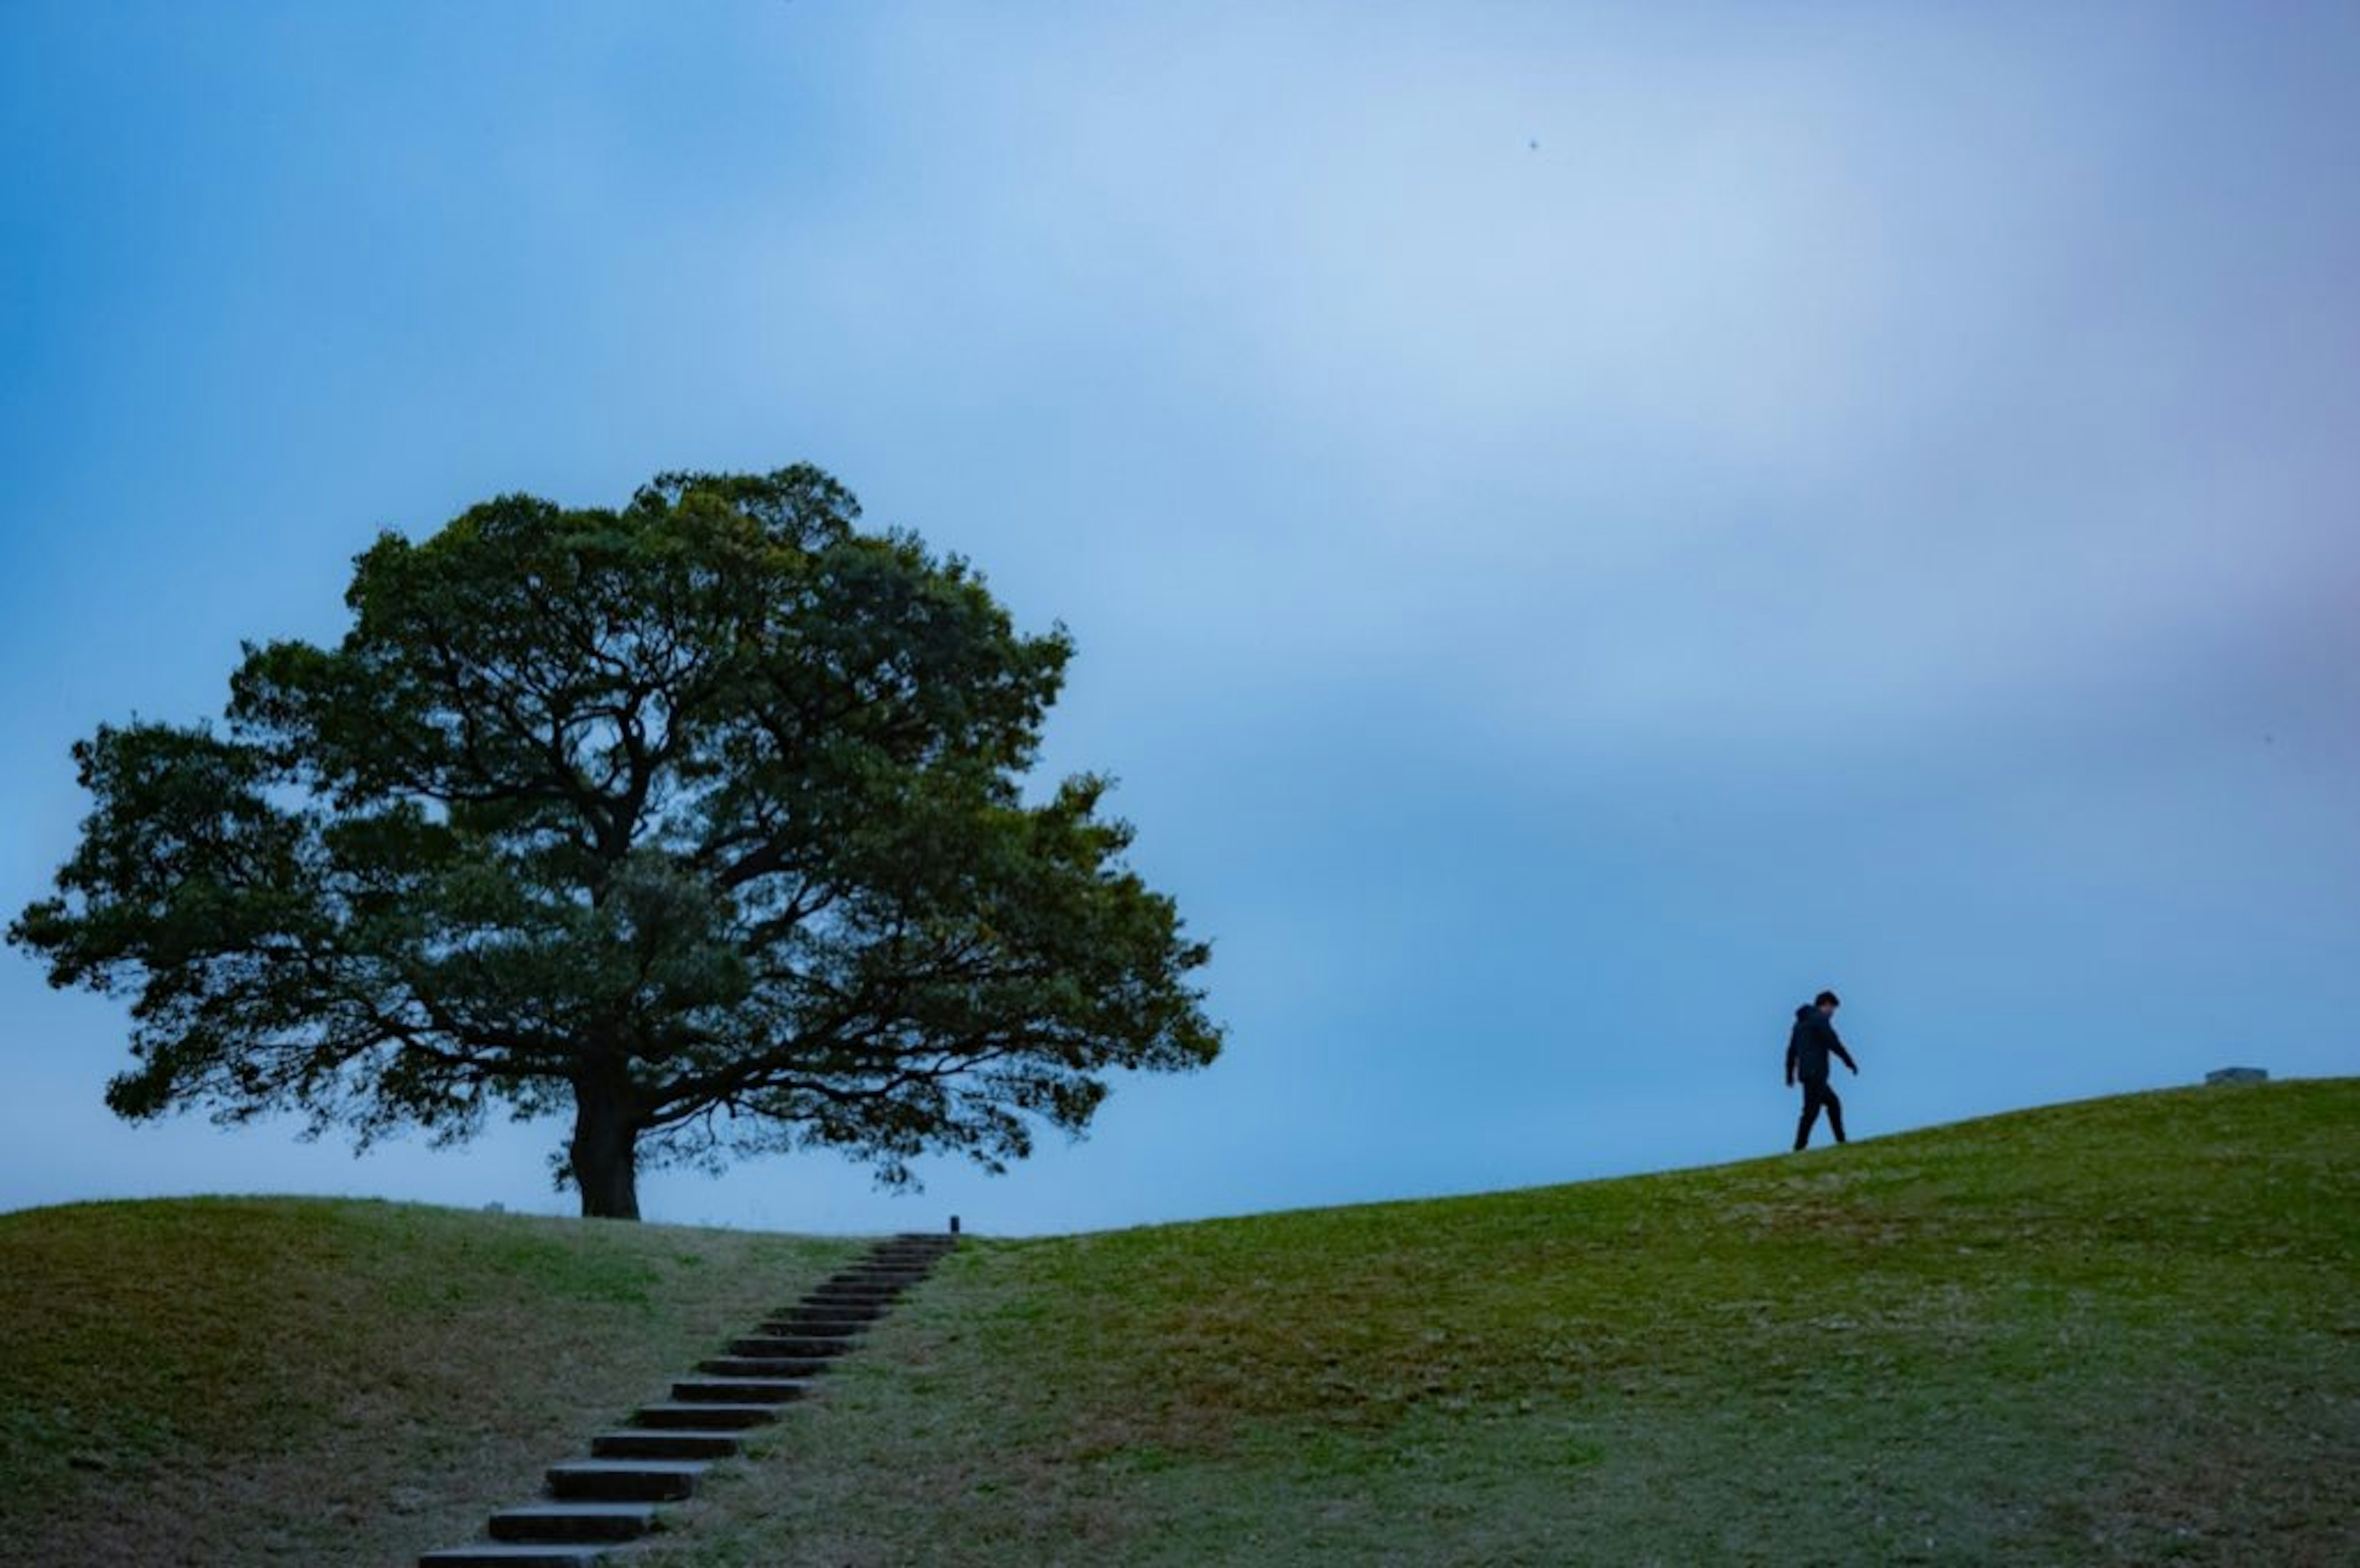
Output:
[
  {"xmin": 1784, "ymin": 1034, "xmax": 1799, "ymax": 1086},
  {"xmin": 1829, "ymin": 1031, "xmax": 1859, "ymax": 1075}
]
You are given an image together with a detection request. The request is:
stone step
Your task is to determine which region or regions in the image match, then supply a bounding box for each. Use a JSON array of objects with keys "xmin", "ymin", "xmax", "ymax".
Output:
[
  {"xmin": 782, "ymin": 1296, "xmax": 891, "ymax": 1320},
  {"xmin": 699, "ymin": 1354, "xmax": 832, "ymax": 1378},
  {"xmin": 420, "ymin": 1545, "xmax": 613, "ymax": 1567},
  {"xmin": 487, "ymin": 1502, "xmax": 658, "ymax": 1543},
  {"xmin": 761, "ymin": 1314, "xmax": 873, "ymax": 1336},
  {"xmin": 739, "ymin": 1332, "xmax": 859, "ymax": 1358},
  {"xmin": 632, "ymin": 1400, "xmax": 784, "ymax": 1430},
  {"xmin": 669, "ymin": 1374, "xmax": 818, "ymax": 1404},
  {"xmin": 592, "ymin": 1428, "xmax": 745, "ymax": 1460},
  {"xmin": 546, "ymin": 1458, "xmax": 708, "ymax": 1503},
  {"xmin": 418, "ymin": 1240, "xmax": 953, "ymax": 1562},
  {"xmin": 803, "ymin": 1285, "xmax": 905, "ymax": 1304},
  {"xmin": 785, "ymin": 1292, "xmax": 891, "ymax": 1311}
]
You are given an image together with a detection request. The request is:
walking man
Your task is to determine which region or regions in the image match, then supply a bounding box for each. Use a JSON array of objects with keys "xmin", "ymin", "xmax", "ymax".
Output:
[{"xmin": 1786, "ymin": 989, "xmax": 1859, "ymax": 1150}]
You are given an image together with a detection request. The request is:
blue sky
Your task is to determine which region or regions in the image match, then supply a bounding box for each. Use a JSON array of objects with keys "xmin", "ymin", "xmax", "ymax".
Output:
[{"xmin": 4, "ymin": 2, "xmax": 2354, "ymax": 1235}]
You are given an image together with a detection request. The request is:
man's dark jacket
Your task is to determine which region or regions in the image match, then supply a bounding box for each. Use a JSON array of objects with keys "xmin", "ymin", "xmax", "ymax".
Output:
[{"xmin": 1785, "ymin": 1005, "xmax": 1858, "ymax": 1085}]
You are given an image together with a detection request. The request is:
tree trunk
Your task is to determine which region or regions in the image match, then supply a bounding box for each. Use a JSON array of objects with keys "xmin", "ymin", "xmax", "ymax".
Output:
[{"xmin": 569, "ymin": 1077, "xmax": 643, "ymax": 1220}]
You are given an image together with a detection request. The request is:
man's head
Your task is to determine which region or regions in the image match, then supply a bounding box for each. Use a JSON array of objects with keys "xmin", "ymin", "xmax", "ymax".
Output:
[{"xmin": 1815, "ymin": 989, "xmax": 1841, "ymax": 1014}]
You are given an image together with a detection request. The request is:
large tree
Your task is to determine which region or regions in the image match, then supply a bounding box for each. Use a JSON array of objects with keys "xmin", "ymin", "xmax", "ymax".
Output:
[{"xmin": 11, "ymin": 467, "xmax": 1220, "ymax": 1218}]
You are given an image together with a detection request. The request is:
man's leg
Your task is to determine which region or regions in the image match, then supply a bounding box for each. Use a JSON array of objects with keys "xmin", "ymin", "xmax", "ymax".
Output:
[
  {"xmin": 1794, "ymin": 1084, "xmax": 1823, "ymax": 1151},
  {"xmin": 1822, "ymin": 1083, "xmax": 1847, "ymax": 1144}
]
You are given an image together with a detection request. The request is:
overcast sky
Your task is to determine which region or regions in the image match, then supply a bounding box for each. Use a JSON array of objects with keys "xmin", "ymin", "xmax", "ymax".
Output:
[{"xmin": 4, "ymin": 2, "xmax": 2354, "ymax": 1236}]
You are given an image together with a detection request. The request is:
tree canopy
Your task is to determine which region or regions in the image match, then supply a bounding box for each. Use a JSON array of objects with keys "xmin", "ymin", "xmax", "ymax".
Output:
[{"xmin": 11, "ymin": 466, "xmax": 1221, "ymax": 1218}]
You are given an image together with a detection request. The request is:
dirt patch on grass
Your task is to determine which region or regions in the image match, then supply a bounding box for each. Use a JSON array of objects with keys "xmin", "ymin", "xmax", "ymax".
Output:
[{"xmin": 2051, "ymin": 1374, "xmax": 2360, "ymax": 1567}]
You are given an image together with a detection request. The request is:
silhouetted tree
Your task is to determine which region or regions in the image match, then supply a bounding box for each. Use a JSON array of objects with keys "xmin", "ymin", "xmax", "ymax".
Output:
[{"xmin": 12, "ymin": 467, "xmax": 1221, "ymax": 1218}]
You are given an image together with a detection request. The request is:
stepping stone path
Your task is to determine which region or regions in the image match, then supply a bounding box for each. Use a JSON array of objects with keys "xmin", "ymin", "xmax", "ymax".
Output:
[{"xmin": 419, "ymin": 1231, "xmax": 959, "ymax": 1567}]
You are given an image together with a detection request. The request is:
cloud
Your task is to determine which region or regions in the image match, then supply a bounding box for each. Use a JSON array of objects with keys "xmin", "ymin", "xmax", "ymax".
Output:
[{"xmin": 681, "ymin": 3, "xmax": 2355, "ymax": 788}]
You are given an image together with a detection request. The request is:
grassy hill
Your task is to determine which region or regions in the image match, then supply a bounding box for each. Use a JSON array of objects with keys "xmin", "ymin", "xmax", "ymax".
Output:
[
  {"xmin": 647, "ymin": 1081, "xmax": 2359, "ymax": 1567},
  {"xmin": 0, "ymin": 1198, "xmax": 859, "ymax": 1566},
  {"xmin": 4, "ymin": 1082, "xmax": 2354, "ymax": 1566}
]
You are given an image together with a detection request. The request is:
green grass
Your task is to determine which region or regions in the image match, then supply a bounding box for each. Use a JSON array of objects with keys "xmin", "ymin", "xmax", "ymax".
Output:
[
  {"xmin": 0, "ymin": 1196, "xmax": 859, "ymax": 1566},
  {"xmin": 6, "ymin": 1084, "xmax": 2354, "ymax": 1566},
  {"xmin": 638, "ymin": 1081, "xmax": 2360, "ymax": 1567}
]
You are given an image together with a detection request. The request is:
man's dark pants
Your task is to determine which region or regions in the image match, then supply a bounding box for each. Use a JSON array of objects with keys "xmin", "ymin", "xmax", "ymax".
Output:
[{"xmin": 1795, "ymin": 1077, "xmax": 1846, "ymax": 1150}]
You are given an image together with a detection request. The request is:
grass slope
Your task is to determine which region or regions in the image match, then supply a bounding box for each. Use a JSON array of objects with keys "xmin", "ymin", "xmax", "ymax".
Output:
[
  {"xmin": 0, "ymin": 1198, "xmax": 858, "ymax": 1566},
  {"xmin": 643, "ymin": 1081, "xmax": 2359, "ymax": 1567}
]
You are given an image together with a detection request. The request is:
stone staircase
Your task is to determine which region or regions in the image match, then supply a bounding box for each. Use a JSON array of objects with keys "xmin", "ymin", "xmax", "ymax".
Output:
[{"xmin": 418, "ymin": 1230, "xmax": 959, "ymax": 1567}]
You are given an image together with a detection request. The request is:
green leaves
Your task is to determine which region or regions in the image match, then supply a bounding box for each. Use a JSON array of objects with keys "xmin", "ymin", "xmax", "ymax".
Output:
[{"xmin": 14, "ymin": 465, "xmax": 1221, "ymax": 1217}]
